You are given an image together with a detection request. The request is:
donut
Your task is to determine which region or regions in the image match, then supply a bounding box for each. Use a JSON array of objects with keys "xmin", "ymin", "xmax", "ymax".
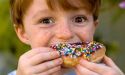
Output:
[{"xmin": 50, "ymin": 41, "xmax": 106, "ymax": 68}]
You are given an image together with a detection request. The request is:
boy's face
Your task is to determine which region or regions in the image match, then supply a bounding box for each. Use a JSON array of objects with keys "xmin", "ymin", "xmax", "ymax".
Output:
[{"xmin": 16, "ymin": 0, "xmax": 98, "ymax": 48}]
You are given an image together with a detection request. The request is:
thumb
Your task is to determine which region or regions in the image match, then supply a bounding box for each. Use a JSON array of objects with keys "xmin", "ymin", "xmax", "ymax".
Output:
[
  {"xmin": 103, "ymin": 56, "xmax": 125, "ymax": 75},
  {"xmin": 103, "ymin": 56, "xmax": 116, "ymax": 68},
  {"xmin": 103, "ymin": 56, "xmax": 122, "ymax": 70}
]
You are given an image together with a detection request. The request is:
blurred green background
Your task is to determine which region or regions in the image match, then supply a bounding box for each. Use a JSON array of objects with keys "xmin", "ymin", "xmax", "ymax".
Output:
[{"xmin": 0, "ymin": 0, "xmax": 125, "ymax": 75}]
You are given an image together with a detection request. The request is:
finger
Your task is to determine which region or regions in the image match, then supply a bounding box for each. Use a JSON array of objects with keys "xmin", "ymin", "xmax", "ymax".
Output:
[
  {"xmin": 32, "ymin": 58, "xmax": 63, "ymax": 73},
  {"xmin": 79, "ymin": 59, "xmax": 111, "ymax": 74},
  {"xmin": 37, "ymin": 66, "xmax": 61, "ymax": 75},
  {"xmin": 103, "ymin": 56, "xmax": 125, "ymax": 75},
  {"xmin": 75, "ymin": 64, "xmax": 99, "ymax": 75},
  {"xmin": 21, "ymin": 47, "xmax": 53, "ymax": 59},
  {"xmin": 30, "ymin": 51, "xmax": 60, "ymax": 65},
  {"xmin": 103, "ymin": 56, "xmax": 118, "ymax": 68}
]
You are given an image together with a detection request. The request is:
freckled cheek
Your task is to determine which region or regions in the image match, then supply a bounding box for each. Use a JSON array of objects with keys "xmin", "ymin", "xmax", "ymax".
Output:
[
  {"xmin": 82, "ymin": 31, "xmax": 94, "ymax": 41},
  {"xmin": 75, "ymin": 28, "xmax": 95, "ymax": 42},
  {"xmin": 29, "ymin": 31, "xmax": 53, "ymax": 48}
]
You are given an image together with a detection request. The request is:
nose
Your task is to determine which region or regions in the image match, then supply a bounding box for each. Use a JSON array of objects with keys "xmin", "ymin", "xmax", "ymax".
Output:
[{"xmin": 55, "ymin": 22, "xmax": 74, "ymax": 40}]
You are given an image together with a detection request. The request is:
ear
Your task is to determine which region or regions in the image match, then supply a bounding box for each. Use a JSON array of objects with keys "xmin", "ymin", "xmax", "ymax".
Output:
[
  {"xmin": 94, "ymin": 20, "xmax": 99, "ymax": 28},
  {"xmin": 14, "ymin": 24, "xmax": 30, "ymax": 45}
]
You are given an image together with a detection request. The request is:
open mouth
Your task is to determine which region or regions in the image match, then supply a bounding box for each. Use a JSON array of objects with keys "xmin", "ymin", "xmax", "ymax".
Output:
[{"xmin": 50, "ymin": 41, "xmax": 104, "ymax": 60}]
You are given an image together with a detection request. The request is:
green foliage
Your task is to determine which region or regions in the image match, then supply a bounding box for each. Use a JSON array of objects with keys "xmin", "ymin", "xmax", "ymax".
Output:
[{"xmin": 0, "ymin": 0, "xmax": 30, "ymax": 58}]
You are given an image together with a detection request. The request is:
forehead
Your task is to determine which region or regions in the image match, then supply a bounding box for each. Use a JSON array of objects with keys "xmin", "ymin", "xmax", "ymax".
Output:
[
  {"xmin": 29, "ymin": 0, "xmax": 92, "ymax": 12},
  {"xmin": 46, "ymin": 0, "xmax": 92, "ymax": 11},
  {"xmin": 23, "ymin": 0, "xmax": 93, "ymax": 21}
]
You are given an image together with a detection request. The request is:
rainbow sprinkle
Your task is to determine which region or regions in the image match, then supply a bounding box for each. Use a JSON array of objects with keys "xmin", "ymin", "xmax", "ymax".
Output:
[{"xmin": 50, "ymin": 41, "xmax": 103, "ymax": 60}]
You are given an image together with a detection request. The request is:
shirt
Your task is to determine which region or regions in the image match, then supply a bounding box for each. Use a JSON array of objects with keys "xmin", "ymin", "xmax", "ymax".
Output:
[{"xmin": 8, "ymin": 70, "xmax": 76, "ymax": 75}]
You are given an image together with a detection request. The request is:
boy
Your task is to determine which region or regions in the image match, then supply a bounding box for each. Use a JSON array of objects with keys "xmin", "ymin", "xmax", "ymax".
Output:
[{"xmin": 9, "ymin": 0, "xmax": 124, "ymax": 75}]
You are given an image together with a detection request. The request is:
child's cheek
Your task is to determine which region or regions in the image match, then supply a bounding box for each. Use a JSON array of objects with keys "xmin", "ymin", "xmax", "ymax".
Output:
[
  {"xmin": 29, "ymin": 31, "xmax": 53, "ymax": 48},
  {"xmin": 75, "ymin": 29, "xmax": 94, "ymax": 42}
]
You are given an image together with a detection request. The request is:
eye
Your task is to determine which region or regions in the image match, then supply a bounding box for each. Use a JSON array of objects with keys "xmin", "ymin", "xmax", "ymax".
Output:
[
  {"xmin": 73, "ymin": 15, "xmax": 87, "ymax": 24},
  {"xmin": 39, "ymin": 17, "xmax": 55, "ymax": 25}
]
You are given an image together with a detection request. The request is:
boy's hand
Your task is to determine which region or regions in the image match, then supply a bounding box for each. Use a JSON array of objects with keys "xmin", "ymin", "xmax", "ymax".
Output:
[
  {"xmin": 16, "ymin": 47, "xmax": 63, "ymax": 75},
  {"xmin": 74, "ymin": 56, "xmax": 124, "ymax": 75}
]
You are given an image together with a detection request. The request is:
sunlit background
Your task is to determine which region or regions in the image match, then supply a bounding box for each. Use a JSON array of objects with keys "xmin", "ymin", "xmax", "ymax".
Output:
[{"xmin": 0, "ymin": 0, "xmax": 125, "ymax": 75}]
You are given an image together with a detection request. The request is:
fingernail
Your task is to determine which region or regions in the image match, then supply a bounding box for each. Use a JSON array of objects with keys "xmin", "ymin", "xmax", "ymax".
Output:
[
  {"xmin": 55, "ymin": 51, "xmax": 60, "ymax": 56},
  {"xmin": 80, "ymin": 59, "xmax": 86, "ymax": 63},
  {"xmin": 58, "ymin": 58, "xmax": 63, "ymax": 64},
  {"xmin": 56, "ymin": 51, "xmax": 59, "ymax": 55},
  {"xmin": 57, "ymin": 66, "xmax": 61, "ymax": 69},
  {"xmin": 79, "ymin": 59, "xmax": 83, "ymax": 63},
  {"xmin": 58, "ymin": 51, "xmax": 64, "ymax": 57}
]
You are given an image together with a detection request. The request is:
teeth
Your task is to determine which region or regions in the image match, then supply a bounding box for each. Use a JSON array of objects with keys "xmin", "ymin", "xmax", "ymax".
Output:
[{"xmin": 50, "ymin": 41, "xmax": 104, "ymax": 59}]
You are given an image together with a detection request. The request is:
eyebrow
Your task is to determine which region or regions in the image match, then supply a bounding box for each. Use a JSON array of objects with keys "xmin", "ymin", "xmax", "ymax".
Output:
[
  {"xmin": 32, "ymin": 9, "xmax": 90, "ymax": 19},
  {"xmin": 33, "ymin": 9, "xmax": 52, "ymax": 18}
]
